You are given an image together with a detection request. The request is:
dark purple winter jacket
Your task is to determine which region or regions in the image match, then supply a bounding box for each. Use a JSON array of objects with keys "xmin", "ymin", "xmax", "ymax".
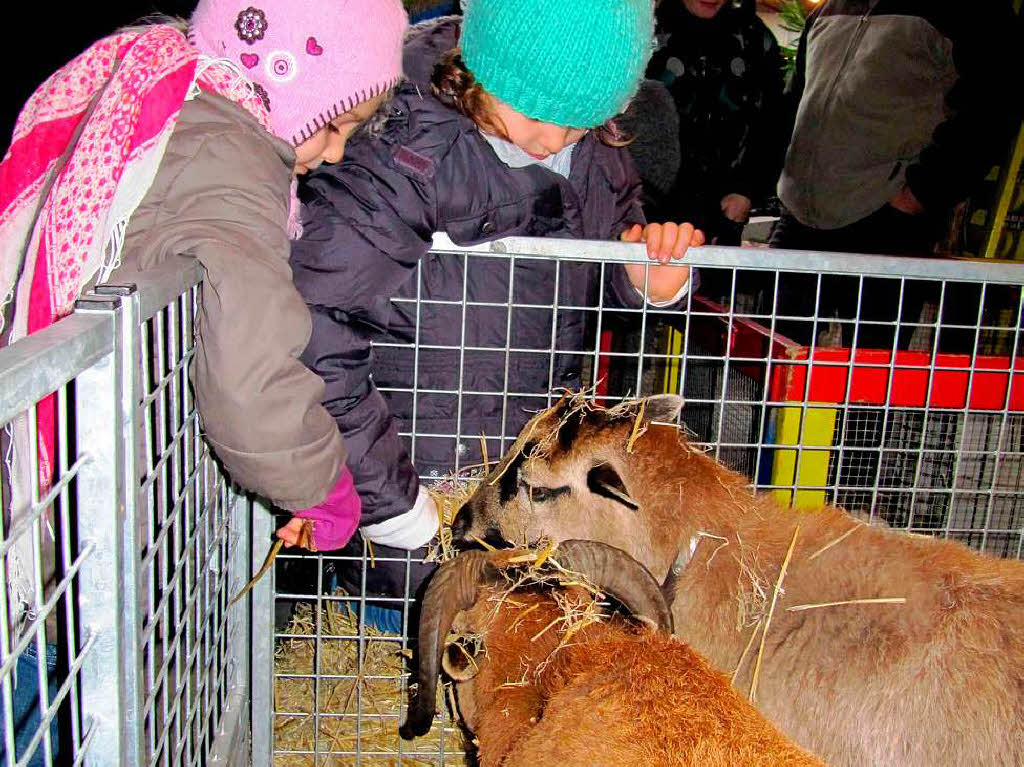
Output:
[{"xmin": 290, "ymin": 19, "xmax": 674, "ymax": 527}]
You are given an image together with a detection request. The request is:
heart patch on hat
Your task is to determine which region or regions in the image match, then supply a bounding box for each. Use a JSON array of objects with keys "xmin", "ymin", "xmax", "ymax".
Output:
[
  {"xmin": 240, "ymin": 53, "xmax": 259, "ymax": 69},
  {"xmin": 306, "ymin": 37, "xmax": 323, "ymax": 56}
]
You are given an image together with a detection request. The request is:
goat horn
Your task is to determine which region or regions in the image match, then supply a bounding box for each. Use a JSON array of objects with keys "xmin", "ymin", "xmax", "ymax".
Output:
[
  {"xmin": 554, "ymin": 540, "xmax": 675, "ymax": 634},
  {"xmin": 400, "ymin": 550, "xmax": 503, "ymax": 739}
]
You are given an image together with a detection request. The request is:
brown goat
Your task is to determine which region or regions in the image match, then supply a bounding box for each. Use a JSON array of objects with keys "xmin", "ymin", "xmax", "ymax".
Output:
[
  {"xmin": 452, "ymin": 394, "xmax": 1024, "ymax": 766},
  {"xmin": 401, "ymin": 541, "xmax": 824, "ymax": 766}
]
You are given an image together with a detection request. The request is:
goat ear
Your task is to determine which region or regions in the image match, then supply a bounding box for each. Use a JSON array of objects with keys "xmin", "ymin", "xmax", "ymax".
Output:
[
  {"xmin": 442, "ymin": 640, "xmax": 482, "ymax": 682},
  {"xmin": 587, "ymin": 463, "xmax": 639, "ymax": 511},
  {"xmin": 641, "ymin": 394, "xmax": 684, "ymax": 424}
]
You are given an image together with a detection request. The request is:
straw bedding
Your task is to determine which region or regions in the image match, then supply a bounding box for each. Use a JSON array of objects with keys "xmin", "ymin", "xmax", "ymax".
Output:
[{"xmin": 272, "ymin": 476, "xmax": 479, "ymax": 766}]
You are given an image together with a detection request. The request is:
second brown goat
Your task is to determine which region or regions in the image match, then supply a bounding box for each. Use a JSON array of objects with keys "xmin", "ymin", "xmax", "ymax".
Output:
[{"xmin": 402, "ymin": 540, "xmax": 824, "ymax": 766}]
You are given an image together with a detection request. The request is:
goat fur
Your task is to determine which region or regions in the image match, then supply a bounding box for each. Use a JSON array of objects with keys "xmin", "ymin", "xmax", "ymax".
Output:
[
  {"xmin": 454, "ymin": 394, "xmax": 1024, "ymax": 766},
  {"xmin": 445, "ymin": 585, "xmax": 825, "ymax": 766}
]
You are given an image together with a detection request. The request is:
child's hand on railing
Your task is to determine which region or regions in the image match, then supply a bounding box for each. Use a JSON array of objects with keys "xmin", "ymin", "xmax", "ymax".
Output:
[
  {"xmin": 620, "ymin": 222, "xmax": 705, "ymax": 265},
  {"xmin": 621, "ymin": 222, "xmax": 704, "ymax": 304}
]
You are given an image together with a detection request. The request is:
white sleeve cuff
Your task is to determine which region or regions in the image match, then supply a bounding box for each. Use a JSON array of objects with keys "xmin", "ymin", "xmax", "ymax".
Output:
[
  {"xmin": 633, "ymin": 274, "xmax": 691, "ymax": 307},
  {"xmin": 360, "ymin": 487, "xmax": 439, "ymax": 550}
]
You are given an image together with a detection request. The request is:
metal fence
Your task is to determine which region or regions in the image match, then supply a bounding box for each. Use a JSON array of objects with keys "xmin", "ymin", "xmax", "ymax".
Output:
[
  {"xmin": 0, "ymin": 257, "xmax": 252, "ymax": 767},
  {"xmin": 265, "ymin": 236, "xmax": 1024, "ymax": 766},
  {"xmin": 4, "ymin": 238, "xmax": 1023, "ymax": 766}
]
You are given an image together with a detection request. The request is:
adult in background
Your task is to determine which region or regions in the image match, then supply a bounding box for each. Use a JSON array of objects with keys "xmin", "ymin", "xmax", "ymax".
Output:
[
  {"xmin": 769, "ymin": 0, "xmax": 1022, "ymax": 351},
  {"xmin": 771, "ymin": 0, "xmax": 1022, "ymax": 258},
  {"xmin": 645, "ymin": 0, "xmax": 787, "ymax": 246}
]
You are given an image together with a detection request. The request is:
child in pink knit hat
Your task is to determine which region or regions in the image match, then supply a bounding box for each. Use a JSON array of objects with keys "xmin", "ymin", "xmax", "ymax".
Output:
[
  {"xmin": 183, "ymin": 0, "xmax": 408, "ymax": 551},
  {"xmin": 0, "ymin": 0, "xmax": 408, "ymax": 557}
]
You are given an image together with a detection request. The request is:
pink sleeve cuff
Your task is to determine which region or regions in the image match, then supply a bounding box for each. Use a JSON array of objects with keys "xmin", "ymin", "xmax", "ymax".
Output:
[{"xmin": 293, "ymin": 465, "xmax": 361, "ymax": 552}]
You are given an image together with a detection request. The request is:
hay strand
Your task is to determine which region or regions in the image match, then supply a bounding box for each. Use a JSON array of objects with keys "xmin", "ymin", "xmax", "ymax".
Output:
[
  {"xmin": 749, "ymin": 525, "xmax": 800, "ymax": 704},
  {"xmin": 229, "ymin": 538, "xmax": 284, "ymax": 607},
  {"xmin": 731, "ymin": 622, "xmax": 761, "ymax": 686},
  {"xmin": 786, "ymin": 598, "xmax": 906, "ymax": 612},
  {"xmin": 626, "ymin": 398, "xmax": 647, "ymax": 453},
  {"xmin": 807, "ymin": 522, "xmax": 863, "ymax": 562}
]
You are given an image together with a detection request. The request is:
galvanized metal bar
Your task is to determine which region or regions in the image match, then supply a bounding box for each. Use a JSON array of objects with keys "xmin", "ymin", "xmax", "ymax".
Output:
[
  {"xmin": 99, "ymin": 256, "xmax": 204, "ymax": 325},
  {"xmin": 431, "ymin": 234, "xmax": 1024, "ymax": 284},
  {"xmin": 0, "ymin": 313, "xmax": 111, "ymax": 427},
  {"xmin": 249, "ymin": 500, "xmax": 275, "ymax": 767},
  {"xmin": 91, "ymin": 283, "xmax": 148, "ymax": 765},
  {"xmin": 72, "ymin": 296, "xmax": 135, "ymax": 767},
  {"xmin": 208, "ymin": 490, "xmax": 251, "ymax": 765}
]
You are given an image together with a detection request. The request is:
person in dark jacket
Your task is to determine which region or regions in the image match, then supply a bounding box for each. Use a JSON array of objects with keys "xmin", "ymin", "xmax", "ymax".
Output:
[
  {"xmin": 645, "ymin": 0, "xmax": 786, "ymax": 245},
  {"xmin": 287, "ymin": 0, "xmax": 704, "ymax": 596}
]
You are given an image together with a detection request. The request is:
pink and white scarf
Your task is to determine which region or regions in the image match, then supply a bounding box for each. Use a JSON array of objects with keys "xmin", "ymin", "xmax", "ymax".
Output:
[{"xmin": 0, "ymin": 24, "xmax": 271, "ymax": 625}]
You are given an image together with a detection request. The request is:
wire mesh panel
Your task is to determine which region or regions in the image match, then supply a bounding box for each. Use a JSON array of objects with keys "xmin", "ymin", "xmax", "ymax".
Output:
[
  {"xmin": 1, "ymin": 257, "xmax": 252, "ymax": 766},
  {"xmin": 272, "ymin": 546, "xmax": 462, "ymax": 766},
  {"xmin": 265, "ymin": 238, "xmax": 1024, "ymax": 766},
  {"xmin": 0, "ymin": 312, "xmax": 116, "ymax": 767},
  {"xmin": 110, "ymin": 274, "xmax": 249, "ymax": 767}
]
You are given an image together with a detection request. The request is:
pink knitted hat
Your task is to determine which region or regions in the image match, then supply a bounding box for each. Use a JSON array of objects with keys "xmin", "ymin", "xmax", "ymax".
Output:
[{"xmin": 189, "ymin": 0, "xmax": 408, "ymax": 146}]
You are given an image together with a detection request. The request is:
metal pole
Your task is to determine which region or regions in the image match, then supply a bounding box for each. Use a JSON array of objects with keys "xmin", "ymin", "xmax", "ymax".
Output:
[
  {"xmin": 73, "ymin": 295, "xmax": 141, "ymax": 767},
  {"xmin": 210, "ymin": 489, "xmax": 252, "ymax": 766},
  {"xmin": 248, "ymin": 500, "xmax": 275, "ymax": 767}
]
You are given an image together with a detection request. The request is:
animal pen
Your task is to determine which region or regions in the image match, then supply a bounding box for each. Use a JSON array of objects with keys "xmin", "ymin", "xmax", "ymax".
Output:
[{"xmin": 1, "ymin": 236, "xmax": 1023, "ymax": 766}]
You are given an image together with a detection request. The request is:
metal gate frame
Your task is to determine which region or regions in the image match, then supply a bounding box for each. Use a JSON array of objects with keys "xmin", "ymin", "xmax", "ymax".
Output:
[
  {"xmin": 6, "ymin": 237, "xmax": 1024, "ymax": 766},
  {"xmin": 0, "ymin": 257, "xmax": 253, "ymax": 766}
]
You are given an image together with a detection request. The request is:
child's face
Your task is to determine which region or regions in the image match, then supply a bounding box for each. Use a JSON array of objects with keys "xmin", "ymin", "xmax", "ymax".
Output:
[
  {"xmin": 489, "ymin": 100, "xmax": 588, "ymax": 160},
  {"xmin": 682, "ymin": 0, "xmax": 728, "ymax": 19},
  {"xmin": 293, "ymin": 93, "xmax": 387, "ymax": 175}
]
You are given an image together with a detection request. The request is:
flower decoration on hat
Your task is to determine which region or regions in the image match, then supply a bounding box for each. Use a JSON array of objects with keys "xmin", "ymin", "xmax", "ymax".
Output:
[
  {"xmin": 191, "ymin": 0, "xmax": 408, "ymax": 146},
  {"xmin": 235, "ymin": 7, "xmax": 268, "ymax": 44}
]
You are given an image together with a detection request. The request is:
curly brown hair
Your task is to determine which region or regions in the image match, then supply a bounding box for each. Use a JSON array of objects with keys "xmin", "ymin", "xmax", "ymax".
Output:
[{"xmin": 430, "ymin": 49, "xmax": 630, "ymax": 147}]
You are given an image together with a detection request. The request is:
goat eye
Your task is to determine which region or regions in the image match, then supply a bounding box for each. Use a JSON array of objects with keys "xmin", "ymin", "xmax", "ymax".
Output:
[{"xmin": 521, "ymin": 483, "xmax": 570, "ymax": 503}]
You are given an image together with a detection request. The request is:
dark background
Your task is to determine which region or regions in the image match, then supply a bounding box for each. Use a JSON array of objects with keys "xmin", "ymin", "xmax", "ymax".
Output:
[{"xmin": 2, "ymin": 1, "xmax": 196, "ymax": 153}]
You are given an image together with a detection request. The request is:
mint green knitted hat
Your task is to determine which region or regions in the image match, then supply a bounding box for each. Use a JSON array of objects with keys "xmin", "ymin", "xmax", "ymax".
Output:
[{"xmin": 460, "ymin": 0, "xmax": 654, "ymax": 128}]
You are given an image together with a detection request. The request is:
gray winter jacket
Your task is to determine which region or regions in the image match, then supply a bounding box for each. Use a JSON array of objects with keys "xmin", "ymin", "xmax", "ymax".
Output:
[
  {"xmin": 115, "ymin": 91, "xmax": 345, "ymax": 510},
  {"xmin": 778, "ymin": 0, "xmax": 1022, "ymax": 230},
  {"xmin": 290, "ymin": 19, "xmax": 674, "ymax": 533}
]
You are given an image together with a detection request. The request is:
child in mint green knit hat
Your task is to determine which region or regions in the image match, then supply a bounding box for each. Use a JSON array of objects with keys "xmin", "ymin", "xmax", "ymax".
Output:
[
  {"xmin": 287, "ymin": 0, "xmax": 703, "ymax": 595},
  {"xmin": 440, "ymin": 0, "xmax": 703, "ymax": 274}
]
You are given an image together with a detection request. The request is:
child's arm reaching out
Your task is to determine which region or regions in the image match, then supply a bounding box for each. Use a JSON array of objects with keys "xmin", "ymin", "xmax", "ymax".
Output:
[{"xmin": 620, "ymin": 222, "xmax": 705, "ymax": 304}]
